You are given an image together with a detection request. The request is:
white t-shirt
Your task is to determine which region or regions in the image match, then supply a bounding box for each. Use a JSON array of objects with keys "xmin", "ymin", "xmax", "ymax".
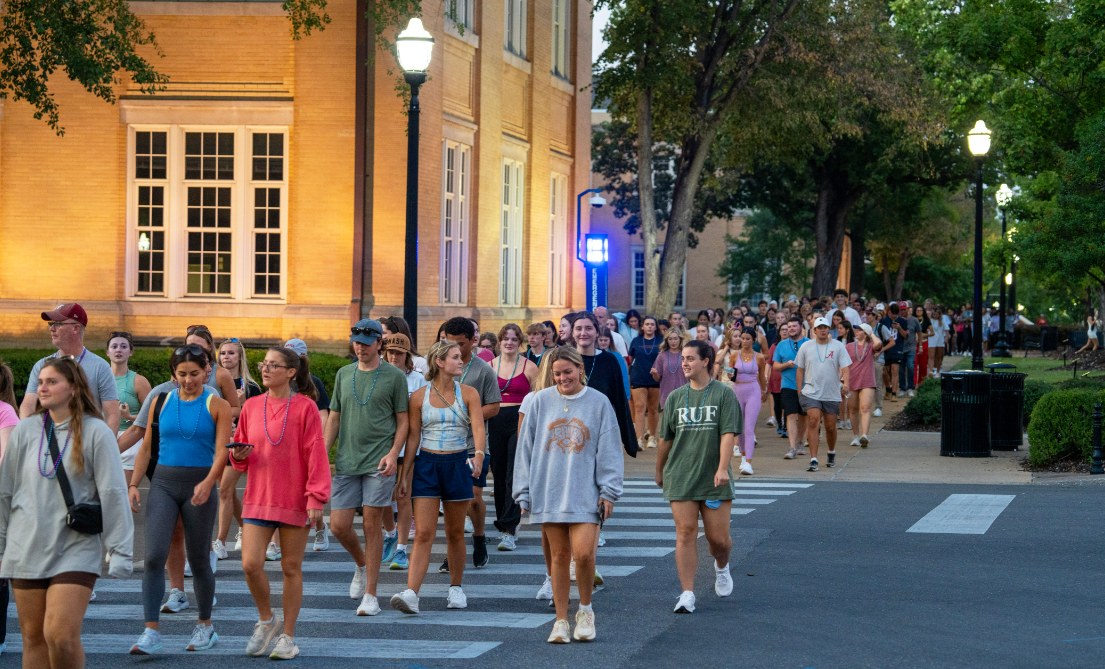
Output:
[
  {"xmin": 610, "ymin": 331, "xmax": 629, "ymax": 357},
  {"xmin": 795, "ymin": 339, "xmax": 853, "ymax": 402},
  {"xmin": 412, "ymin": 355, "xmax": 429, "ymax": 375},
  {"xmin": 828, "ymin": 307, "xmax": 863, "ymax": 327},
  {"xmin": 928, "ymin": 319, "xmax": 945, "ymax": 347}
]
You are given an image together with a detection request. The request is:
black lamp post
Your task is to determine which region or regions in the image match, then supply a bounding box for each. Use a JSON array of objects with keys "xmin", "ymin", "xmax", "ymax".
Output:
[
  {"xmin": 967, "ymin": 120, "xmax": 992, "ymax": 371},
  {"xmin": 396, "ymin": 18, "xmax": 434, "ymax": 344},
  {"xmin": 992, "ymin": 183, "xmax": 1014, "ymax": 357}
]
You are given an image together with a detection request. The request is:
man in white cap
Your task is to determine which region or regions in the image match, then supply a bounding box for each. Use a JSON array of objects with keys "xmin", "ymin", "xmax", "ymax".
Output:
[
  {"xmin": 20, "ymin": 303, "xmax": 120, "ymax": 431},
  {"xmin": 795, "ymin": 316, "xmax": 852, "ymax": 472}
]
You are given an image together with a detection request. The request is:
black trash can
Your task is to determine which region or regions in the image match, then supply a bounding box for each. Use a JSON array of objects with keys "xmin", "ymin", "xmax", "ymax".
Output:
[
  {"xmin": 1040, "ymin": 326, "xmax": 1059, "ymax": 352},
  {"xmin": 987, "ymin": 363, "xmax": 1027, "ymax": 451},
  {"xmin": 940, "ymin": 370, "xmax": 991, "ymax": 457}
]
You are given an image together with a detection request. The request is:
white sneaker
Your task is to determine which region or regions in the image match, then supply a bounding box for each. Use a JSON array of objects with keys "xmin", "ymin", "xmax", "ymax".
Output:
[
  {"xmin": 212, "ymin": 539, "xmax": 228, "ymax": 560},
  {"xmin": 246, "ymin": 617, "xmax": 281, "ymax": 656},
  {"xmin": 674, "ymin": 590, "xmax": 696, "ymax": 613},
  {"xmin": 390, "ymin": 588, "xmax": 420, "ymax": 614},
  {"xmin": 130, "ymin": 627, "xmax": 163, "ymax": 655},
  {"xmin": 897, "ymin": 391, "xmax": 906, "ymax": 398},
  {"xmin": 715, "ymin": 563, "xmax": 733, "ymax": 597},
  {"xmin": 446, "ymin": 585, "xmax": 467, "ymax": 609},
  {"xmin": 233, "ymin": 529, "xmax": 243, "ymax": 551},
  {"xmin": 464, "ymin": 517, "xmax": 474, "ymax": 534},
  {"xmin": 766, "ymin": 416, "xmax": 777, "ymax": 427},
  {"xmin": 850, "ymin": 436, "xmax": 862, "ymax": 447},
  {"xmin": 186, "ymin": 623, "xmax": 218, "ymax": 651},
  {"xmin": 265, "ymin": 542, "xmax": 281, "ymax": 561},
  {"xmin": 547, "ymin": 619, "xmax": 571, "ymax": 644},
  {"xmin": 89, "ymin": 589, "xmax": 96, "ymax": 602},
  {"xmin": 873, "ymin": 408, "xmax": 883, "ymax": 417},
  {"xmin": 497, "ymin": 532, "xmax": 516, "ymax": 551},
  {"xmin": 314, "ymin": 523, "xmax": 330, "ymax": 552},
  {"xmin": 908, "ymin": 389, "xmax": 915, "ymax": 397},
  {"xmin": 183, "ymin": 560, "xmax": 192, "ymax": 577},
  {"xmin": 161, "ymin": 588, "xmax": 189, "ymax": 613},
  {"xmin": 573, "ymin": 608, "xmax": 596, "ymax": 641},
  {"xmin": 837, "ymin": 420, "xmax": 844, "ymax": 430},
  {"xmin": 269, "ymin": 633, "xmax": 299, "ymax": 660},
  {"xmin": 739, "ymin": 461, "xmax": 754, "ymax": 476},
  {"xmin": 536, "ymin": 574, "xmax": 553, "ymax": 600},
  {"xmin": 860, "ymin": 434, "xmax": 869, "ymax": 448},
  {"xmin": 647, "ymin": 436, "xmax": 657, "ymax": 449},
  {"xmin": 844, "ymin": 419, "xmax": 852, "ymax": 429},
  {"xmin": 349, "ymin": 564, "xmax": 368, "ymax": 599},
  {"xmin": 356, "ymin": 593, "xmax": 381, "ymax": 616}
]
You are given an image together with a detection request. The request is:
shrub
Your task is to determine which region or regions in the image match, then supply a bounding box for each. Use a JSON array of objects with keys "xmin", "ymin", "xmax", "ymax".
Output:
[
  {"xmin": 1022, "ymin": 380, "xmax": 1054, "ymax": 427},
  {"xmin": 902, "ymin": 377, "xmax": 942, "ymax": 424},
  {"xmin": 1027, "ymin": 389, "xmax": 1105, "ymax": 466}
]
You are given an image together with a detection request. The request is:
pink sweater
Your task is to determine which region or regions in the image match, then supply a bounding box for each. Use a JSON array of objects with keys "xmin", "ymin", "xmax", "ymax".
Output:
[{"xmin": 232, "ymin": 393, "xmax": 331, "ymax": 526}]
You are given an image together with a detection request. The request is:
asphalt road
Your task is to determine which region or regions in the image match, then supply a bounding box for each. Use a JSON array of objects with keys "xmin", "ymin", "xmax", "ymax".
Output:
[{"xmin": 3, "ymin": 478, "xmax": 1104, "ymax": 668}]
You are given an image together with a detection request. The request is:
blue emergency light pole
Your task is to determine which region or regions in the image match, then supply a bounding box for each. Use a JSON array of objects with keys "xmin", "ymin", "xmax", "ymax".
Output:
[{"xmin": 576, "ymin": 189, "xmax": 607, "ymax": 313}]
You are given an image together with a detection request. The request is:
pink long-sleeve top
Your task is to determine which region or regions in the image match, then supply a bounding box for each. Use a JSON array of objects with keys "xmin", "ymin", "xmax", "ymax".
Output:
[{"xmin": 232, "ymin": 393, "xmax": 331, "ymax": 526}]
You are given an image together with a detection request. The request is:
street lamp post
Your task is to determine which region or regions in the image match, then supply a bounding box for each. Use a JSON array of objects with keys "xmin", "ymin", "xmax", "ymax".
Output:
[
  {"xmin": 992, "ymin": 183, "xmax": 1014, "ymax": 357},
  {"xmin": 396, "ymin": 18, "xmax": 434, "ymax": 343},
  {"xmin": 967, "ymin": 120, "xmax": 992, "ymax": 371}
]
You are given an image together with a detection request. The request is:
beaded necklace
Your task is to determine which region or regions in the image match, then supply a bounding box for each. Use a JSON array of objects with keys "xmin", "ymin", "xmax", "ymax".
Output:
[
  {"xmin": 352, "ymin": 363, "xmax": 381, "ymax": 405},
  {"xmin": 736, "ymin": 350, "xmax": 756, "ymax": 377},
  {"xmin": 496, "ymin": 354, "xmax": 521, "ymax": 395},
  {"xmin": 460, "ymin": 356, "xmax": 475, "ymax": 384},
  {"xmin": 174, "ymin": 388, "xmax": 205, "ymax": 441},
  {"xmin": 431, "ymin": 380, "xmax": 471, "ymax": 426},
  {"xmin": 38, "ymin": 414, "xmax": 71, "ymax": 478},
  {"xmin": 852, "ymin": 341, "xmax": 870, "ymax": 364},
  {"xmin": 815, "ymin": 340, "xmax": 831, "ymax": 363},
  {"xmin": 665, "ymin": 350, "xmax": 680, "ymax": 374},
  {"xmin": 683, "ymin": 379, "xmax": 714, "ymax": 424},
  {"xmin": 582, "ymin": 350, "xmax": 601, "ymax": 386},
  {"xmin": 641, "ymin": 336, "xmax": 658, "ymax": 355},
  {"xmin": 263, "ymin": 391, "xmax": 294, "ymax": 446}
]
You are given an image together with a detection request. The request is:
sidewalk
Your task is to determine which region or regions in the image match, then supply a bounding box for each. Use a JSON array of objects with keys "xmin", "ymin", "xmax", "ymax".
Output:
[{"xmin": 624, "ymin": 356, "xmax": 1031, "ymax": 485}]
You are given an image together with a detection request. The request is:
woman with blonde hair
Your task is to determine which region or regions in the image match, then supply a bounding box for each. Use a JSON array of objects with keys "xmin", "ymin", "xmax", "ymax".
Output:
[
  {"xmin": 0, "ymin": 358, "xmax": 133, "ymax": 667},
  {"xmin": 651, "ymin": 328, "xmax": 688, "ymax": 410},
  {"xmin": 392, "ymin": 340, "xmax": 486, "ymax": 614},
  {"xmin": 515, "ymin": 346, "xmax": 623, "ymax": 642}
]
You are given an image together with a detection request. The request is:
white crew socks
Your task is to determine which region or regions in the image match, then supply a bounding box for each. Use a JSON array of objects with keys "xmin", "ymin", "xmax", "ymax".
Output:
[
  {"xmin": 258, "ymin": 617, "xmax": 273, "ymax": 625},
  {"xmin": 396, "ymin": 544, "xmax": 407, "ymax": 553},
  {"xmin": 578, "ymin": 603, "xmax": 593, "ymax": 612},
  {"xmin": 385, "ymin": 529, "xmax": 397, "ymax": 539},
  {"xmin": 828, "ymin": 450, "xmax": 836, "ymax": 456},
  {"xmin": 715, "ymin": 560, "xmax": 729, "ymax": 572}
]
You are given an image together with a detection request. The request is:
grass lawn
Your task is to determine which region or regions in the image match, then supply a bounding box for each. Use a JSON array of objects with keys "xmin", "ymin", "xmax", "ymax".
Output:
[{"xmin": 949, "ymin": 355, "xmax": 1105, "ymax": 384}]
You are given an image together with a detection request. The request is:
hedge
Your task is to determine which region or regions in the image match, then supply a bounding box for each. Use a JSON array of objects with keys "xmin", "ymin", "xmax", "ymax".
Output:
[
  {"xmin": 1, "ymin": 347, "xmax": 352, "ymax": 404},
  {"xmin": 901, "ymin": 375, "xmax": 1104, "ymax": 429},
  {"xmin": 902, "ymin": 377, "xmax": 942, "ymax": 424},
  {"xmin": 1027, "ymin": 389, "xmax": 1105, "ymax": 466}
]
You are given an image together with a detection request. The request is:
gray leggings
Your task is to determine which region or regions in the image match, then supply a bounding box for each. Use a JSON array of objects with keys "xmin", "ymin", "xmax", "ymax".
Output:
[{"xmin": 143, "ymin": 466, "xmax": 217, "ymax": 622}]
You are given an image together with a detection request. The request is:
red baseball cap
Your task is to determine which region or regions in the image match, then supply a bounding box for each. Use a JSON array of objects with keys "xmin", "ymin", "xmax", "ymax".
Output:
[
  {"xmin": 41, "ymin": 303, "xmax": 88, "ymax": 327},
  {"xmin": 898, "ymin": 301, "xmax": 908, "ymax": 310}
]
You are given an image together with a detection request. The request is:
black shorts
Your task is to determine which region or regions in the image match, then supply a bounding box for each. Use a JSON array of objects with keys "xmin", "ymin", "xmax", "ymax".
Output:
[{"xmin": 781, "ymin": 388, "xmax": 805, "ymax": 417}]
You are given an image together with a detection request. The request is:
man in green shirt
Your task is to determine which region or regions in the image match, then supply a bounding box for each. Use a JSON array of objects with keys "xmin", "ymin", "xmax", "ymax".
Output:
[
  {"xmin": 656, "ymin": 340, "xmax": 740, "ymax": 614},
  {"xmin": 325, "ymin": 319, "xmax": 410, "ymax": 617}
]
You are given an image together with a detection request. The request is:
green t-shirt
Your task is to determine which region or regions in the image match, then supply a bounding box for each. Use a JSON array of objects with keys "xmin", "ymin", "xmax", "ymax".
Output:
[
  {"xmin": 329, "ymin": 360, "xmax": 410, "ymax": 476},
  {"xmin": 658, "ymin": 380, "xmax": 741, "ymax": 501}
]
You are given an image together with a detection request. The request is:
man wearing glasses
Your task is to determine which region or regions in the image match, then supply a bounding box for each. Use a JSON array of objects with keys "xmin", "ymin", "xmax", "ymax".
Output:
[
  {"xmin": 325, "ymin": 319, "xmax": 410, "ymax": 616},
  {"xmin": 20, "ymin": 303, "xmax": 120, "ymax": 432}
]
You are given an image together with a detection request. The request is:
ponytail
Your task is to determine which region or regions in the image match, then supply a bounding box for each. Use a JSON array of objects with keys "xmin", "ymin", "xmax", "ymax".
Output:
[{"xmin": 267, "ymin": 347, "xmax": 318, "ymax": 400}]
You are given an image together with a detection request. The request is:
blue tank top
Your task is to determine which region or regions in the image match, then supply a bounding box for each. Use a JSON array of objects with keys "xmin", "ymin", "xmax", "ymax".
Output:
[
  {"xmin": 157, "ymin": 388, "xmax": 217, "ymax": 467},
  {"xmin": 420, "ymin": 380, "xmax": 474, "ymax": 453}
]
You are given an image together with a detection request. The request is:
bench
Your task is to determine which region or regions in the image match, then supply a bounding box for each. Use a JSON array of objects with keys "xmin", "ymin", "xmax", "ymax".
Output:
[{"xmin": 1023, "ymin": 336, "xmax": 1041, "ymax": 357}]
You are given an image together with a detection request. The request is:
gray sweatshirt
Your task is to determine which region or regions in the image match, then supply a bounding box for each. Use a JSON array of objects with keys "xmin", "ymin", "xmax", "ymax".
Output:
[
  {"xmin": 514, "ymin": 386, "xmax": 624, "ymax": 524},
  {"xmin": 0, "ymin": 414, "xmax": 133, "ymax": 580}
]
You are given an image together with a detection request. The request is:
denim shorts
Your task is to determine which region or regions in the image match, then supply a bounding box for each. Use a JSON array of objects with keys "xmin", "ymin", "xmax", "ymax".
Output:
[
  {"xmin": 412, "ymin": 450, "xmax": 475, "ymax": 502},
  {"xmin": 244, "ymin": 518, "xmax": 283, "ymax": 529}
]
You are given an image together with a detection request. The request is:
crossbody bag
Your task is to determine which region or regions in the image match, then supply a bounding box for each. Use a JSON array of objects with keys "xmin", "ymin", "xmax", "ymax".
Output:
[{"xmin": 45, "ymin": 415, "xmax": 103, "ymax": 535}]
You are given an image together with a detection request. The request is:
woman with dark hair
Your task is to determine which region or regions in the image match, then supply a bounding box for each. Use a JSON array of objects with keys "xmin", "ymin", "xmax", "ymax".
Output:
[
  {"xmin": 478, "ymin": 333, "xmax": 500, "ymax": 359},
  {"xmin": 128, "ymin": 345, "xmax": 233, "ymax": 654},
  {"xmin": 1, "ymin": 357, "xmax": 133, "ymax": 667},
  {"xmin": 436, "ymin": 322, "xmax": 449, "ymax": 343},
  {"xmin": 230, "ymin": 347, "xmax": 331, "ymax": 659},
  {"xmin": 912, "ymin": 306, "xmax": 934, "ymax": 386},
  {"xmin": 542, "ymin": 321, "xmax": 558, "ymax": 350},
  {"xmin": 656, "ymin": 340, "xmax": 738, "ymax": 614},
  {"xmin": 380, "ymin": 316, "xmax": 429, "ymax": 375},
  {"xmin": 183, "ymin": 326, "xmax": 240, "ymax": 420},
  {"xmin": 557, "ymin": 314, "xmax": 575, "ymax": 347},
  {"xmin": 718, "ymin": 328, "xmax": 766, "ymax": 475},
  {"xmin": 623, "ymin": 309, "xmax": 642, "ymax": 343},
  {"xmin": 107, "ymin": 332, "xmax": 152, "ymax": 458},
  {"xmin": 627, "ymin": 316, "xmax": 662, "ymax": 449}
]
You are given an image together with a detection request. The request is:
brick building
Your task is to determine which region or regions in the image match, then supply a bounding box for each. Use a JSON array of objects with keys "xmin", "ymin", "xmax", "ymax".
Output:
[{"xmin": 0, "ymin": 0, "xmax": 594, "ymax": 352}]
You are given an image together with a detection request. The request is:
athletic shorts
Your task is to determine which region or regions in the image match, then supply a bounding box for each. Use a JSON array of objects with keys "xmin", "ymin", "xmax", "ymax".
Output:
[
  {"xmin": 884, "ymin": 355, "xmax": 902, "ymax": 365},
  {"xmin": 780, "ymin": 388, "xmax": 805, "ymax": 417},
  {"xmin": 471, "ymin": 456, "xmax": 488, "ymax": 489},
  {"xmin": 243, "ymin": 518, "xmax": 306, "ymax": 529},
  {"xmin": 11, "ymin": 572, "xmax": 97, "ymax": 590},
  {"xmin": 799, "ymin": 394, "xmax": 840, "ymax": 416},
  {"xmin": 332, "ymin": 472, "xmax": 397, "ymax": 510},
  {"xmin": 411, "ymin": 450, "xmax": 474, "ymax": 502}
]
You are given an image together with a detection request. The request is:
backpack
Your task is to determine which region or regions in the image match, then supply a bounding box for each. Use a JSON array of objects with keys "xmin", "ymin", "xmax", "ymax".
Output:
[{"xmin": 144, "ymin": 392, "xmax": 169, "ymax": 482}]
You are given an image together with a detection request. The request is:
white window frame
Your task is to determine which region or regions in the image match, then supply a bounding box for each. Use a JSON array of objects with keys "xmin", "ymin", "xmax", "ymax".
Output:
[
  {"xmin": 548, "ymin": 173, "xmax": 568, "ymax": 306},
  {"xmin": 448, "ymin": 0, "xmax": 474, "ymax": 29},
  {"xmin": 500, "ymin": 158, "xmax": 525, "ymax": 307},
  {"xmin": 124, "ymin": 124, "xmax": 289, "ymax": 303},
  {"xmin": 440, "ymin": 140, "xmax": 470, "ymax": 305},
  {"xmin": 551, "ymin": 0, "xmax": 570, "ymax": 79},
  {"xmin": 505, "ymin": 0, "xmax": 527, "ymax": 58},
  {"xmin": 631, "ymin": 244, "xmax": 685, "ymax": 310},
  {"xmin": 248, "ymin": 130, "xmax": 289, "ymax": 299},
  {"xmin": 133, "ymin": 128, "xmax": 170, "ymax": 296}
]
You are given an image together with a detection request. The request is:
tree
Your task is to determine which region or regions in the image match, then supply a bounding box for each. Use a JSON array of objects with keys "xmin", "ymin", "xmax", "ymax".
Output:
[
  {"xmin": 717, "ymin": 209, "xmax": 815, "ymax": 302},
  {"xmin": 594, "ymin": 0, "xmax": 802, "ymax": 316}
]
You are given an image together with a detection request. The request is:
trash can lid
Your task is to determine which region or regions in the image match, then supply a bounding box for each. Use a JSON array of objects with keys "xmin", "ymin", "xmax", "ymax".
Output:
[{"xmin": 986, "ymin": 362, "xmax": 1017, "ymax": 373}]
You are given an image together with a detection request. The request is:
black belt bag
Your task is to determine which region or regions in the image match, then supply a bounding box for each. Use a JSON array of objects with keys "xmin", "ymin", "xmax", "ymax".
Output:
[{"xmin": 46, "ymin": 415, "xmax": 103, "ymax": 535}]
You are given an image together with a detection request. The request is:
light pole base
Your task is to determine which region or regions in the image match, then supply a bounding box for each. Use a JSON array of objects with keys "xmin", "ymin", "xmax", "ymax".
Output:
[{"xmin": 991, "ymin": 334, "xmax": 1012, "ymax": 358}]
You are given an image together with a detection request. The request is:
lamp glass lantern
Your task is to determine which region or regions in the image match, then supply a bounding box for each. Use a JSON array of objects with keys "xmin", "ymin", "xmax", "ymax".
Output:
[
  {"xmin": 584, "ymin": 234, "xmax": 609, "ymax": 266},
  {"xmin": 396, "ymin": 18, "xmax": 434, "ymax": 73},
  {"xmin": 996, "ymin": 183, "xmax": 1013, "ymax": 209},
  {"xmin": 968, "ymin": 120, "xmax": 992, "ymax": 156}
]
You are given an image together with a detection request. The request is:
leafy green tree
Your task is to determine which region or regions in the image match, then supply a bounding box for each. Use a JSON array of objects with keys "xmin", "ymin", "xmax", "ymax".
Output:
[{"xmin": 717, "ymin": 209, "xmax": 815, "ymax": 303}]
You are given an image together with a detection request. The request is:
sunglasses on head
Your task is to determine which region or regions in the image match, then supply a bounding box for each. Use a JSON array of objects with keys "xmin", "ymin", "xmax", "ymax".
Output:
[
  {"xmin": 222, "ymin": 338, "xmax": 240, "ymax": 344},
  {"xmin": 186, "ymin": 325, "xmax": 210, "ymax": 335},
  {"xmin": 351, "ymin": 327, "xmax": 380, "ymax": 337},
  {"xmin": 174, "ymin": 344, "xmax": 208, "ymax": 357}
]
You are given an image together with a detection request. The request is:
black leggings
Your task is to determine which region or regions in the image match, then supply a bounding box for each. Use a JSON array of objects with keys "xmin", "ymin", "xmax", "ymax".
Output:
[
  {"xmin": 488, "ymin": 406, "xmax": 522, "ymax": 535},
  {"xmin": 0, "ymin": 579, "xmax": 7, "ymax": 644},
  {"xmin": 143, "ymin": 466, "xmax": 218, "ymax": 623},
  {"xmin": 772, "ymin": 392, "xmax": 783, "ymax": 427}
]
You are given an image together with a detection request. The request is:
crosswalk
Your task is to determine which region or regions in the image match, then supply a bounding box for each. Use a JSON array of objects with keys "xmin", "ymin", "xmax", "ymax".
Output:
[{"xmin": 3, "ymin": 478, "xmax": 813, "ymax": 660}]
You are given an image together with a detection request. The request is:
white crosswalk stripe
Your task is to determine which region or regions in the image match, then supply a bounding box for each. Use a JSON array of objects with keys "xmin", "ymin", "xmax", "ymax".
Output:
[{"xmin": 6, "ymin": 477, "xmax": 811, "ymax": 660}]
